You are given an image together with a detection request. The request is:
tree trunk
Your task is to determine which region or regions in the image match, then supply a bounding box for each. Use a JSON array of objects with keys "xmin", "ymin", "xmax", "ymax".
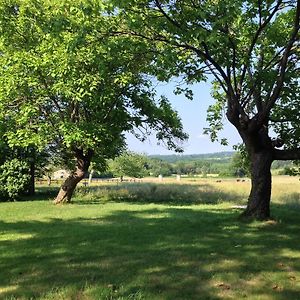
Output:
[
  {"xmin": 54, "ymin": 149, "xmax": 93, "ymax": 204},
  {"xmin": 47, "ymin": 175, "xmax": 51, "ymax": 186},
  {"xmin": 28, "ymin": 159, "xmax": 35, "ymax": 196},
  {"xmin": 242, "ymin": 150, "xmax": 273, "ymax": 220},
  {"xmin": 88, "ymin": 169, "xmax": 94, "ymax": 185}
]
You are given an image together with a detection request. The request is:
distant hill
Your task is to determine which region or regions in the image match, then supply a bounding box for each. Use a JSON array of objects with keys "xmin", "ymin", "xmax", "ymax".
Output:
[{"xmin": 148, "ymin": 151, "xmax": 235, "ymax": 163}]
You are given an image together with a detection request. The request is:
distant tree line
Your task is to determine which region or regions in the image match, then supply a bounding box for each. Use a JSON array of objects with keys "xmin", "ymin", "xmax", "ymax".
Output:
[{"xmin": 94, "ymin": 151, "xmax": 296, "ymax": 180}]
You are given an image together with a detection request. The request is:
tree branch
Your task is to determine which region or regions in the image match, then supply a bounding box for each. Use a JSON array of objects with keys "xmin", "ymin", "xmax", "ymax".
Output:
[
  {"xmin": 263, "ymin": 0, "xmax": 300, "ymax": 117},
  {"xmin": 154, "ymin": 0, "xmax": 182, "ymax": 29},
  {"xmin": 240, "ymin": 0, "xmax": 283, "ymax": 86},
  {"xmin": 274, "ymin": 148, "xmax": 300, "ymax": 160}
]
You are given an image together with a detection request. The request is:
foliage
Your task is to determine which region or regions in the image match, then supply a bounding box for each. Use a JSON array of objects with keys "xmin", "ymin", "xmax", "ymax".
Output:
[
  {"xmin": 0, "ymin": 118, "xmax": 52, "ymax": 185},
  {"xmin": 108, "ymin": 152, "xmax": 149, "ymax": 179},
  {"xmin": 231, "ymin": 144, "xmax": 251, "ymax": 177},
  {"xmin": 282, "ymin": 161, "xmax": 300, "ymax": 176},
  {"xmin": 147, "ymin": 158, "xmax": 174, "ymax": 177},
  {"xmin": 112, "ymin": 0, "xmax": 300, "ymax": 153},
  {"xmin": 105, "ymin": 151, "xmax": 293, "ymax": 178},
  {"xmin": 111, "ymin": 0, "xmax": 300, "ymax": 218},
  {"xmin": 148, "ymin": 152, "xmax": 234, "ymax": 176},
  {"xmin": 0, "ymin": 159, "xmax": 30, "ymax": 200},
  {"xmin": 0, "ymin": 0, "xmax": 187, "ymax": 177},
  {"xmin": 149, "ymin": 152, "xmax": 234, "ymax": 163}
]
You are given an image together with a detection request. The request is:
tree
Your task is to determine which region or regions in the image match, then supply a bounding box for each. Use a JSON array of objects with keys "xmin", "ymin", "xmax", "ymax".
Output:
[
  {"xmin": 0, "ymin": 0, "xmax": 187, "ymax": 203},
  {"xmin": 108, "ymin": 152, "xmax": 149, "ymax": 180},
  {"xmin": 0, "ymin": 116, "xmax": 49, "ymax": 196},
  {"xmin": 231, "ymin": 145, "xmax": 251, "ymax": 177},
  {"xmin": 148, "ymin": 158, "xmax": 173, "ymax": 177},
  {"xmin": 113, "ymin": 0, "xmax": 300, "ymax": 219}
]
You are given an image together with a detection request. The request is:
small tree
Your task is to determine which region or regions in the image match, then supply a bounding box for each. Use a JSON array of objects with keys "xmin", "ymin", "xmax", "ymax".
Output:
[
  {"xmin": 231, "ymin": 146, "xmax": 251, "ymax": 177},
  {"xmin": 108, "ymin": 152, "xmax": 149, "ymax": 180},
  {"xmin": 148, "ymin": 159, "xmax": 173, "ymax": 177}
]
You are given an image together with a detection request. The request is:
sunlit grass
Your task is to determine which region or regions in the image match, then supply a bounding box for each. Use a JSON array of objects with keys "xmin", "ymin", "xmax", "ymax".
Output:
[{"xmin": 0, "ymin": 176, "xmax": 300, "ymax": 299}]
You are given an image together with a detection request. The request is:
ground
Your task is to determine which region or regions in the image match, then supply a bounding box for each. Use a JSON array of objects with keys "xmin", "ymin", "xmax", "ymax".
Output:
[{"xmin": 0, "ymin": 176, "xmax": 299, "ymax": 299}]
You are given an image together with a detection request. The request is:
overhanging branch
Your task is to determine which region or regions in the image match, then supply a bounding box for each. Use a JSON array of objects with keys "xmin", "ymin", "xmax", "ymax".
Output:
[
  {"xmin": 274, "ymin": 148, "xmax": 300, "ymax": 160},
  {"xmin": 240, "ymin": 0, "xmax": 284, "ymax": 86},
  {"xmin": 263, "ymin": 0, "xmax": 300, "ymax": 117}
]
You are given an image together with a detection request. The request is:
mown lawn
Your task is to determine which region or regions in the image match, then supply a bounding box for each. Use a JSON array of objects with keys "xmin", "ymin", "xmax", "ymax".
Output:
[{"xmin": 0, "ymin": 177, "xmax": 300, "ymax": 299}]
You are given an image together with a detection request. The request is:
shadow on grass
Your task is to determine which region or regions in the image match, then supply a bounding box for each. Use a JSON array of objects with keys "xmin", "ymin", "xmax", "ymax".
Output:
[
  {"xmin": 277, "ymin": 192, "xmax": 300, "ymax": 210},
  {"xmin": 73, "ymin": 182, "xmax": 247, "ymax": 206},
  {"xmin": 20, "ymin": 187, "xmax": 58, "ymax": 202},
  {"xmin": 1, "ymin": 205, "xmax": 300, "ymax": 299}
]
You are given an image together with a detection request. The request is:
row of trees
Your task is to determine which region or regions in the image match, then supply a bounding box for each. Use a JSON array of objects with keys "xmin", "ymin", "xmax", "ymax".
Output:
[
  {"xmin": 107, "ymin": 152, "xmax": 228, "ymax": 178},
  {"xmin": 98, "ymin": 151, "xmax": 295, "ymax": 179},
  {"xmin": 0, "ymin": 0, "xmax": 299, "ymax": 219},
  {"xmin": 108, "ymin": 152, "xmax": 233, "ymax": 178}
]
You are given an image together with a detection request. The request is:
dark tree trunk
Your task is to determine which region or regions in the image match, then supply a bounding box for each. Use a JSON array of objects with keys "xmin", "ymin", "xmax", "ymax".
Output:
[
  {"xmin": 28, "ymin": 159, "xmax": 35, "ymax": 196},
  {"xmin": 233, "ymin": 124, "xmax": 275, "ymax": 220},
  {"xmin": 54, "ymin": 149, "xmax": 93, "ymax": 204},
  {"xmin": 242, "ymin": 150, "xmax": 273, "ymax": 220},
  {"xmin": 47, "ymin": 175, "xmax": 51, "ymax": 186}
]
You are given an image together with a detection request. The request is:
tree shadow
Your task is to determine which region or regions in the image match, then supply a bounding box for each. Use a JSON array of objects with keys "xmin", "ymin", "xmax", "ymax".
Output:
[
  {"xmin": 16, "ymin": 187, "xmax": 58, "ymax": 202},
  {"xmin": 1, "ymin": 205, "xmax": 300, "ymax": 299}
]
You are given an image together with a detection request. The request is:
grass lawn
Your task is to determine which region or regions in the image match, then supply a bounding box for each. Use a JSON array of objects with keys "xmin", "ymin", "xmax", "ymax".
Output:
[{"xmin": 0, "ymin": 176, "xmax": 300, "ymax": 299}]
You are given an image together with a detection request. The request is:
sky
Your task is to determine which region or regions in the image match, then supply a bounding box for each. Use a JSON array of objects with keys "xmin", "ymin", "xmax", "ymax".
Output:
[{"xmin": 126, "ymin": 80, "xmax": 242, "ymax": 155}]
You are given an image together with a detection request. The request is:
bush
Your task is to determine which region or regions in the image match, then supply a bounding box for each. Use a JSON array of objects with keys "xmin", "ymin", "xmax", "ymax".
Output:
[{"xmin": 0, "ymin": 159, "xmax": 30, "ymax": 201}]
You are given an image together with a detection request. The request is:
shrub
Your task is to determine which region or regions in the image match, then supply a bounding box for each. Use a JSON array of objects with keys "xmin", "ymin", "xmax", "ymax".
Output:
[{"xmin": 0, "ymin": 159, "xmax": 30, "ymax": 201}]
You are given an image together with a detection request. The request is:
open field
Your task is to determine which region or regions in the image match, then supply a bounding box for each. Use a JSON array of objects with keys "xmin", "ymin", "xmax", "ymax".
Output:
[{"xmin": 1, "ymin": 176, "xmax": 300, "ymax": 299}]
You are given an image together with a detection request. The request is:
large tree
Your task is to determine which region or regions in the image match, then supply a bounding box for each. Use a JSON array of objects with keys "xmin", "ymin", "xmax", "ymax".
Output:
[
  {"xmin": 113, "ymin": 0, "xmax": 300, "ymax": 219},
  {"xmin": 0, "ymin": 0, "xmax": 187, "ymax": 203}
]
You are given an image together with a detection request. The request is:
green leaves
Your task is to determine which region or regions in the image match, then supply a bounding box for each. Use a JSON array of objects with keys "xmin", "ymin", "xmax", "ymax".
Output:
[
  {"xmin": 108, "ymin": 152, "xmax": 149, "ymax": 179},
  {"xmin": 0, "ymin": 0, "xmax": 187, "ymax": 171},
  {"xmin": 112, "ymin": 0, "xmax": 300, "ymax": 156},
  {"xmin": 203, "ymin": 82, "xmax": 227, "ymax": 144},
  {"xmin": 0, "ymin": 159, "xmax": 30, "ymax": 200}
]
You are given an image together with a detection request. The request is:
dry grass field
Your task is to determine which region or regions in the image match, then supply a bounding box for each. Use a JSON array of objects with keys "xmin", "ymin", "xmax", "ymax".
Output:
[{"xmin": 74, "ymin": 175, "xmax": 300, "ymax": 208}]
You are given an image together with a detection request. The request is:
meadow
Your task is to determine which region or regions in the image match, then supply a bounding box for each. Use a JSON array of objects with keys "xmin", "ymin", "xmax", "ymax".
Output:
[{"xmin": 0, "ymin": 176, "xmax": 300, "ymax": 299}]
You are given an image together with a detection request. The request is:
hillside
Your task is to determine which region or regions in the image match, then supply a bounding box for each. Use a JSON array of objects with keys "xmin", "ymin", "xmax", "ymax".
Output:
[{"xmin": 148, "ymin": 151, "xmax": 235, "ymax": 163}]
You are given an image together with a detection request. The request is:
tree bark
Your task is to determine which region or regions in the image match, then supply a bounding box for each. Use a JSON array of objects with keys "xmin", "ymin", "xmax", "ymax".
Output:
[
  {"xmin": 47, "ymin": 175, "xmax": 51, "ymax": 186},
  {"xmin": 27, "ymin": 147, "xmax": 36, "ymax": 196},
  {"xmin": 88, "ymin": 169, "xmax": 94, "ymax": 185},
  {"xmin": 242, "ymin": 150, "xmax": 273, "ymax": 220},
  {"xmin": 28, "ymin": 159, "xmax": 35, "ymax": 196},
  {"xmin": 54, "ymin": 149, "xmax": 93, "ymax": 204}
]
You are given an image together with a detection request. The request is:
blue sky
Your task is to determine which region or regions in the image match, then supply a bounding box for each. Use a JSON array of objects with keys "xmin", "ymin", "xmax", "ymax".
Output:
[{"xmin": 126, "ymin": 80, "xmax": 242, "ymax": 155}]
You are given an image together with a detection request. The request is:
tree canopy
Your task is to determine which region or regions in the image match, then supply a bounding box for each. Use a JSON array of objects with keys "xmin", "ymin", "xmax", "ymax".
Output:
[
  {"xmin": 108, "ymin": 152, "xmax": 149, "ymax": 179},
  {"xmin": 0, "ymin": 0, "xmax": 187, "ymax": 202},
  {"xmin": 112, "ymin": 0, "xmax": 300, "ymax": 219},
  {"xmin": 112, "ymin": 0, "xmax": 299, "ymax": 149}
]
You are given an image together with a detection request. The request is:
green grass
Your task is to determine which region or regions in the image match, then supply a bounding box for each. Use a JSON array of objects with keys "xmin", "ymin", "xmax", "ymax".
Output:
[{"xmin": 0, "ymin": 179, "xmax": 300, "ymax": 299}]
